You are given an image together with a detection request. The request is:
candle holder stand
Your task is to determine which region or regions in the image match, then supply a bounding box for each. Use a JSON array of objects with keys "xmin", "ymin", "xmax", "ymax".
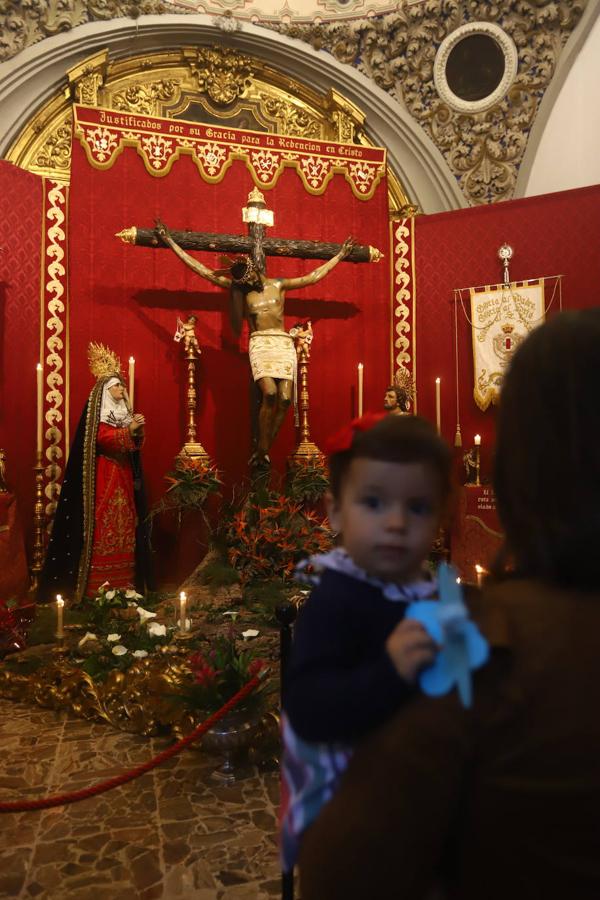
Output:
[
  {"xmin": 30, "ymin": 451, "xmax": 46, "ymax": 593},
  {"xmin": 474, "ymin": 445, "xmax": 481, "ymax": 487},
  {"xmin": 290, "ymin": 323, "xmax": 323, "ymax": 465},
  {"xmin": 180, "ymin": 347, "xmax": 209, "ymax": 462}
]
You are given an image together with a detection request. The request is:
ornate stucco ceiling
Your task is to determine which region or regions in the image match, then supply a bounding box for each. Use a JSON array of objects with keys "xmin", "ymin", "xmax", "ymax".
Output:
[
  {"xmin": 164, "ymin": 0, "xmax": 404, "ymax": 24},
  {"xmin": 0, "ymin": 0, "xmax": 590, "ymax": 206}
]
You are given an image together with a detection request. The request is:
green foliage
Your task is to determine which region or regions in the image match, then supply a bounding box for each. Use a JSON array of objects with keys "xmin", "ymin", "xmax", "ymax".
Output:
[
  {"xmin": 175, "ymin": 628, "xmax": 267, "ymax": 713},
  {"xmin": 149, "ymin": 454, "xmax": 221, "ymax": 525},
  {"xmin": 197, "ymin": 557, "xmax": 241, "ymax": 589},
  {"xmin": 225, "ymin": 488, "xmax": 332, "ymax": 585},
  {"xmin": 243, "ymin": 581, "xmax": 296, "ymax": 626},
  {"xmin": 72, "ymin": 585, "xmax": 173, "ymax": 680},
  {"xmin": 285, "ymin": 456, "xmax": 329, "ymax": 504},
  {"xmin": 78, "ymin": 585, "xmax": 142, "ymax": 631}
]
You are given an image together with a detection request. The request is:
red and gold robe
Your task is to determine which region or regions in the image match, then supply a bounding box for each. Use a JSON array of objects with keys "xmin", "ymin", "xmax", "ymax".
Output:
[{"xmin": 85, "ymin": 423, "xmax": 137, "ymax": 597}]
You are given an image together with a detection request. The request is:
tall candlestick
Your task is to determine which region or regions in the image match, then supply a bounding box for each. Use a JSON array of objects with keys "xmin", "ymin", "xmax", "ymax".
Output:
[
  {"xmin": 56, "ymin": 594, "xmax": 65, "ymax": 639},
  {"xmin": 179, "ymin": 591, "xmax": 187, "ymax": 634},
  {"xmin": 474, "ymin": 434, "xmax": 481, "ymax": 485},
  {"xmin": 128, "ymin": 357, "xmax": 135, "ymax": 410},
  {"xmin": 36, "ymin": 363, "xmax": 43, "ymax": 454},
  {"xmin": 357, "ymin": 363, "xmax": 364, "ymax": 418},
  {"xmin": 435, "ymin": 377, "xmax": 441, "ymax": 434}
]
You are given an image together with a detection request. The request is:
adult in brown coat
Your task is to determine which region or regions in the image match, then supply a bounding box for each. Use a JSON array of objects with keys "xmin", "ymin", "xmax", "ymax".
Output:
[{"xmin": 299, "ymin": 309, "xmax": 600, "ymax": 900}]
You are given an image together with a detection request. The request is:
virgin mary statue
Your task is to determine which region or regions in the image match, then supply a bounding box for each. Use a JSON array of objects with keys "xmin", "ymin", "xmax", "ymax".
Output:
[{"xmin": 38, "ymin": 343, "xmax": 154, "ymax": 603}]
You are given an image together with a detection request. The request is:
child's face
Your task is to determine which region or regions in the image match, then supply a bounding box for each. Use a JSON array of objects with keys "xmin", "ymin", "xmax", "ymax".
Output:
[{"xmin": 326, "ymin": 457, "xmax": 443, "ymax": 584}]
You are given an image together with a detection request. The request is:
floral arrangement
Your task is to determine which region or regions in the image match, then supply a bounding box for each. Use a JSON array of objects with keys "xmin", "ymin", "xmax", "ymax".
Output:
[
  {"xmin": 0, "ymin": 600, "xmax": 26, "ymax": 658},
  {"xmin": 149, "ymin": 454, "xmax": 221, "ymax": 524},
  {"xmin": 177, "ymin": 625, "xmax": 267, "ymax": 714},
  {"xmin": 226, "ymin": 489, "xmax": 333, "ymax": 584},
  {"xmin": 285, "ymin": 455, "xmax": 329, "ymax": 504},
  {"xmin": 76, "ymin": 583, "xmax": 173, "ymax": 679}
]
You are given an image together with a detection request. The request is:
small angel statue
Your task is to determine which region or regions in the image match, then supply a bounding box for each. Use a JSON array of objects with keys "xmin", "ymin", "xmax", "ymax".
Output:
[
  {"xmin": 289, "ymin": 320, "xmax": 314, "ymax": 360},
  {"xmin": 174, "ymin": 315, "xmax": 200, "ymax": 355}
]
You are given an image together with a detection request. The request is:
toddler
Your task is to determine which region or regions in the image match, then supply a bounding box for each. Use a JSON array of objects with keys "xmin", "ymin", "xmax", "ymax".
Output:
[{"xmin": 281, "ymin": 412, "xmax": 452, "ymax": 870}]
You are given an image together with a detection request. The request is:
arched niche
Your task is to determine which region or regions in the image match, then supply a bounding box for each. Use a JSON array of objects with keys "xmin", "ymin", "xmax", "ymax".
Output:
[{"xmin": 0, "ymin": 14, "xmax": 465, "ymax": 214}]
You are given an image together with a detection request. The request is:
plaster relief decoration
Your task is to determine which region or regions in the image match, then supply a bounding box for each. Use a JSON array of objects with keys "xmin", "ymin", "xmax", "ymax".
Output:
[
  {"xmin": 74, "ymin": 104, "xmax": 386, "ymax": 198},
  {"xmin": 164, "ymin": 0, "xmax": 402, "ymax": 24},
  {"xmin": 0, "ymin": 2, "xmax": 169, "ymax": 62},
  {"xmin": 276, "ymin": 0, "xmax": 587, "ymax": 204}
]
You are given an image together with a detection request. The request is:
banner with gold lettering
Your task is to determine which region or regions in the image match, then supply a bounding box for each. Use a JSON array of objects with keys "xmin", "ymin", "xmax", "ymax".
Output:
[
  {"xmin": 469, "ymin": 281, "xmax": 545, "ymax": 410},
  {"xmin": 73, "ymin": 105, "xmax": 386, "ymax": 201}
]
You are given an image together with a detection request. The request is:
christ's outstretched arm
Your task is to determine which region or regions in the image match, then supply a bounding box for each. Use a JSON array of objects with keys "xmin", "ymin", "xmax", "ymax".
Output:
[
  {"xmin": 156, "ymin": 220, "xmax": 231, "ymax": 289},
  {"xmin": 278, "ymin": 237, "xmax": 355, "ymax": 290}
]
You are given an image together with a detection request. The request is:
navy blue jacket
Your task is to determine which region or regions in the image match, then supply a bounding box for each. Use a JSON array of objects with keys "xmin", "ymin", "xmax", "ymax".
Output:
[{"xmin": 284, "ymin": 569, "xmax": 417, "ymax": 743}]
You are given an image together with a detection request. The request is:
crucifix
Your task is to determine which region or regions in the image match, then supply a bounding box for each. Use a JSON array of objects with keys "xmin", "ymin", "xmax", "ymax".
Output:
[{"xmin": 117, "ymin": 187, "xmax": 382, "ymax": 469}]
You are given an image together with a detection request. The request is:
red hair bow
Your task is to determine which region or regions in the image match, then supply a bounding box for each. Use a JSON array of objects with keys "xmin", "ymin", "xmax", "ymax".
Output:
[{"xmin": 324, "ymin": 412, "xmax": 386, "ymax": 456}]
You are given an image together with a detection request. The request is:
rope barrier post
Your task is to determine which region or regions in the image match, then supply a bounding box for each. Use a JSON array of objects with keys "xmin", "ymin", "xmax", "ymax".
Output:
[
  {"xmin": 275, "ymin": 601, "xmax": 297, "ymax": 705},
  {"xmin": 276, "ymin": 601, "xmax": 297, "ymax": 900}
]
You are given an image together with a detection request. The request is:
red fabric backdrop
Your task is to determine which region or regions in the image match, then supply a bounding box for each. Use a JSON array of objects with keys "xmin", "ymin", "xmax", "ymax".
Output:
[
  {"xmin": 68, "ymin": 139, "xmax": 391, "ymax": 580},
  {"xmin": 413, "ymin": 184, "xmax": 600, "ymax": 479},
  {"xmin": 0, "ymin": 161, "xmax": 43, "ymax": 553}
]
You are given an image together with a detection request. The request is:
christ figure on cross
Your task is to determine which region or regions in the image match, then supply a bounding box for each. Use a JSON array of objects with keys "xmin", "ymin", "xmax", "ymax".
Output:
[{"xmin": 155, "ymin": 220, "xmax": 355, "ymax": 465}]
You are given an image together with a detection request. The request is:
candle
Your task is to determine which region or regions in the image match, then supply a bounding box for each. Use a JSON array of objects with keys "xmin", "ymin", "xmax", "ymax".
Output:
[
  {"xmin": 357, "ymin": 363, "xmax": 364, "ymax": 418},
  {"xmin": 179, "ymin": 591, "xmax": 187, "ymax": 633},
  {"xmin": 475, "ymin": 564, "xmax": 484, "ymax": 588},
  {"xmin": 36, "ymin": 363, "xmax": 43, "ymax": 454},
  {"xmin": 474, "ymin": 434, "xmax": 481, "ymax": 446},
  {"xmin": 56, "ymin": 594, "xmax": 65, "ymax": 639},
  {"xmin": 435, "ymin": 377, "xmax": 441, "ymax": 434},
  {"xmin": 128, "ymin": 357, "xmax": 135, "ymax": 409}
]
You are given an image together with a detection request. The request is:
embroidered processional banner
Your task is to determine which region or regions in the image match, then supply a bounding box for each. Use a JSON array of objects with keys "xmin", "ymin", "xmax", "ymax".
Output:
[{"xmin": 469, "ymin": 281, "xmax": 545, "ymax": 410}]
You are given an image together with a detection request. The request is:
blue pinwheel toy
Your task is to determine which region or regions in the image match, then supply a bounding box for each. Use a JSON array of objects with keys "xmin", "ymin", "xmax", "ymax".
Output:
[{"xmin": 406, "ymin": 562, "xmax": 490, "ymax": 707}]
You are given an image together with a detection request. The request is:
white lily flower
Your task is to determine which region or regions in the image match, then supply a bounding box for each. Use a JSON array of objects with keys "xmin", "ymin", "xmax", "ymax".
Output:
[
  {"xmin": 99, "ymin": 581, "xmax": 110, "ymax": 590},
  {"xmin": 222, "ymin": 610, "xmax": 239, "ymax": 619},
  {"xmin": 242, "ymin": 629, "xmax": 260, "ymax": 640},
  {"xmin": 105, "ymin": 590, "xmax": 116, "ymax": 600},
  {"xmin": 112, "ymin": 645, "xmax": 128, "ymax": 656},
  {"xmin": 136, "ymin": 606, "xmax": 157, "ymax": 624},
  {"xmin": 107, "ymin": 633, "xmax": 121, "ymax": 642},
  {"xmin": 78, "ymin": 632, "xmax": 98, "ymax": 648},
  {"xmin": 126, "ymin": 589, "xmax": 143, "ymax": 600},
  {"xmin": 132, "ymin": 649, "xmax": 148, "ymax": 658},
  {"xmin": 147, "ymin": 622, "xmax": 167, "ymax": 637}
]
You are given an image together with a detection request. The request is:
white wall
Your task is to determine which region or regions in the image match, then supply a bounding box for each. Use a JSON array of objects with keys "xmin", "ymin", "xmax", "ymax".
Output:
[{"xmin": 524, "ymin": 15, "xmax": 600, "ymax": 197}]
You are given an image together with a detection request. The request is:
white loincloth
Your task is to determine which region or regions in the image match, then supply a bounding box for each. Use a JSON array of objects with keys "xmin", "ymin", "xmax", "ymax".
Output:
[{"xmin": 249, "ymin": 329, "xmax": 297, "ymax": 382}]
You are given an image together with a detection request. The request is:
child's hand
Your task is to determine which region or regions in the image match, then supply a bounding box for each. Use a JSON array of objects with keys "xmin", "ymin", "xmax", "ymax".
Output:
[{"xmin": 385, "ymin": 618, "xmax": 438, "ymax": 683}]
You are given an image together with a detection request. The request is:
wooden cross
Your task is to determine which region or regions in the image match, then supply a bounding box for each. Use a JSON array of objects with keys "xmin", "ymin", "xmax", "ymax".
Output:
[{"xmin": 116, "ymin": 187, "xmax": 382, "ymax": 269}]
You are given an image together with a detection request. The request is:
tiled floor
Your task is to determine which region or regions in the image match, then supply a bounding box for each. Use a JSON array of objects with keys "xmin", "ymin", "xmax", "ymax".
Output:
[{"xmin": 0, "ymin": 699, "xmax": 282, "ymax": 899}]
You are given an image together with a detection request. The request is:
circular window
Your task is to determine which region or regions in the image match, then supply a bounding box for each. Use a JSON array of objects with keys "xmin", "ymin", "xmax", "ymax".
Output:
[{"xmin": 434, "ymin": 23, "xmax": 518, "ymax": 114}]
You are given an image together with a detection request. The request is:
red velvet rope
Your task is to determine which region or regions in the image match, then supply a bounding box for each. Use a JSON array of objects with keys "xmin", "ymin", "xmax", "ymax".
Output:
[{"xmin": 0, "ymin": 674, "xmax": 262, "ymax": 813}]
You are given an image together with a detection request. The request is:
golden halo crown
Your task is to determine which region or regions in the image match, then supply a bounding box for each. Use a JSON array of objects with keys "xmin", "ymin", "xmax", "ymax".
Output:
[
  {"xmin": 88, "ymin": 342, "xmax": 122, "ymax": 380},
  {"xmin": 393, "ymin": 365, "xmax": 415, "ymax": 400}
]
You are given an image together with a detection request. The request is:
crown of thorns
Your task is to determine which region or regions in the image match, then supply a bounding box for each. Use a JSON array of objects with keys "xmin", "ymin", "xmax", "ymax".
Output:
[{"xmin": 215, "ymin": 254, "xmax": 259, "ymax": 285}]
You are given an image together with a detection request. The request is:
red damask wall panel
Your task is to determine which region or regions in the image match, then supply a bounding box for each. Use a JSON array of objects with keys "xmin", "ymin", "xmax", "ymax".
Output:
[
  {"xmin": 0, "ymin": 161, "xmax": 43, "ymax": 551},
  {"xmin": 414, "ymin": 184, "xmax": 600, "ymax": 475}
]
